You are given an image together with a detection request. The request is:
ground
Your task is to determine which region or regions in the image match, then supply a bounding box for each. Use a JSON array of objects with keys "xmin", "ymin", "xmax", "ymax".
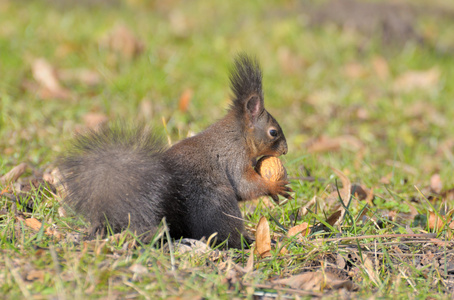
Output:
[{"xmin": 2, "ymin": 0, "xmax": 454, "ymax": 298}]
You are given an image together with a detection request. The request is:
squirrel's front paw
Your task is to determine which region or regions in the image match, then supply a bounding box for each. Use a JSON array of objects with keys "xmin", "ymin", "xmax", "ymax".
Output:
[{"xmin": 268, "ymin": 180, "xmax": 293, "ymax": 202}]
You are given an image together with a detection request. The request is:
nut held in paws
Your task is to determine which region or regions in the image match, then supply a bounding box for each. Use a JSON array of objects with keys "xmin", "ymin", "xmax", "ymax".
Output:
[{"xmin": 255, "ymin": 156, "xmax": 287, "ymax": 181}]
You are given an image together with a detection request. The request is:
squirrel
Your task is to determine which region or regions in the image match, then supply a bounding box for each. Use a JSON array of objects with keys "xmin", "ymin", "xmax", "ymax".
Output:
[{"xmin": 58, "ymin": 54, "xmax": 292, "ymax": 248}]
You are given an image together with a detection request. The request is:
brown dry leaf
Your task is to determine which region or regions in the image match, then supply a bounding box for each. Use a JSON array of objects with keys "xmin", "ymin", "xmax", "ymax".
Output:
[
  {"xmin": 430, "ymin": 174, "xmax": 442, "ymax": 194},
  {"xmin": 273, "ymin": 270, "xmax": 354, "ymax": 291},
  {"xmin": 343, "ymin": 62, "xmax": 367, "ymax": 79},
  {"xmin": 428, "ymin": 211, "xmax": 445, "ymax": 231},
  {"xmin": 169, "ymin": 10, "xmax": 189, "ymax": 37},
  {"xmin": 300, "ymin": 196, "xmax": 317, "ymax": 216},
  {"xmin": 277, "ymin": 240, "xmax": 288, "ymax": 255},
  {"xmin": 100, "ymin": 24, "xmax": 144, "ymax": 59},
  {"xmin": 45, "ymin": 227, "xmax": 62, "ymax": 239},
  {"xmin": 331, "ymin": 167, "xmax": 352, "ymax": 207},
  {"xmin": 129, "ymin": 264, "xmax": 148, "ymax": 275},
  {"xmin": 24, "ymin": 218, "xmax": 43, "ymax": 231},
  {"xmin": 326, "ymin": 210, "xmax": 342, "ymax": 227},
  {"xmin": 139, "ymin": 98, "xmax": 153, "ymax": 120},
  {"xmin": 393, "ymin": 68, "xmax": 440, "ymax": 92},
  {"xmin": 178, "ymin": 88, "xmax": 193, "ymax": 113},
  {"xmin": 323, "ymin": 168, "xmax": 352, "ymax": 226},
  {"xmin": 245, "ymin": 250, "xmax": 254, "ymax": 273},
  {"xmin": 58, "ymin": 68, "xmax": 101, "ymax": 86},
  {"xmin": 361, "ymin": 253, "xmax": 380, "ymax": 286},
  {"xmin": 379, "ymin": 173, "xmax": 392, "ymax": 184},
  {"xmin": 255, "ymin": 216, "xmax": 272, "ymax": 258},
  {"xmin": 371, "ymin": 56, "xmax": 389, "ymax": 80},
  {"xmin": 25, "ymin": 269, "xmax": 46, "ymax": 282},
  {"xmin": 441, "ymin": 188, "xmax": 454, "ymax": 202},
  {"xmin": 351, "ymin": 184, "xmax": 371, "ymax": 201},
  {"xmin": 31, "ymin": 58, "xmax": 71, "ymax": 99},
  {"xmin": 307, "ymin": 135, "xmax": 364, "ymax": 153},
  {"xmin": 18, "ymin": 217, "xmax": 61, "ymax": 239},
  {"xmin": 287, "ymin": 222, "xmax": 309, "ymax": 237},
  {"xmin": 83, "ymin": 113, "xmax": 108, "ymax": 129},
  {"xmin": 336, "ymin": 254, "xmax": 346, "ymax": 269},
  {"xmin": 0, "ymin": 163, "xmax": 27, "ymax": 184},
  {"xmin": 449, "ymin": 220, "xmax": 454, "ymax": 230}
]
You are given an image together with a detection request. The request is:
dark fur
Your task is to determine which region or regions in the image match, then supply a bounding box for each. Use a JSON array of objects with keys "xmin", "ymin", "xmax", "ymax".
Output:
[{"xmin": 59, "ymin": 54, "xmax": 291, "ymax": 248}]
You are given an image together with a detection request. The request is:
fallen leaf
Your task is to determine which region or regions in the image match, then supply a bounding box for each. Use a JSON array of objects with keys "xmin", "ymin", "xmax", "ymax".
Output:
[
  {"xmin": 169, "ymin": 10, "xmax": 189, "ymax": 37},
  {"xmin": 379, "ymin": 173, "xmax": 392, "ymax": 184},
  {"xmin": 24, "ymin": 218, "xmax": 43, "ymax": 231},
  {"xmin": 300, "ymin": 196, "xmax": 317, "ymax": 216},
  {"xmin": 83, "ymin": 113, "xmax": 108, "ymax": 129},
  {"xmin": 428, "ymin": 211, "xmax": 445, "ymax": 231},
  {"xmin": 326, "ymin": 210, "xmax": 342, "ymax": 227},
  {"xmin": 58, "ymin": 68, "xmax": 101, "ymax": 86},
  {"xmin": 323, "ymin": 168, "xmax": 352, "ymax": 226},
  {"xmin": 394, "ymin": 68, "xmax": 440, "ymax": 92},
  {"xmin": 25, "ymin": 269, "xmax": 45, "ymax": 282},
  {"xmin": 138, "ymin": 98, "xmax": 153, "ymax": 120},
  {"xmin": 178, "ymin": 88, "xmax": 193, "ymax": 112},
  {"xmin": 351, "ymin": 184, "xmax": 371, "ymax": 201},
  {"xmin": 100, "ymin": 24, "xmax": 144, "ymax": 59},
  {"xmin": 255, "ymin": 216, "xmax": 272, "ymax": 258},
  {"xmin": 430, "ymin": 174, "xmax": 442, "ymax": 194},
  {"xmin": 360, "ymin": 253, "xmax": 380, "ymax": 286},
  {"xmin": 273, "ymin": 270, "xmax": 354, "ymax": 291},
  {"xmin": 245, "ymin": 250, "xmax": 254, "ymax": 273},
  {"xmin": 331, "ymin": 167, "xmax": 352, "ymax": 207},
  {"xmin": 45, "ymin": 227, "xmax": 62, "ymax": 239},
  {"xmin": 371, "ymin": 56, "xmax": 389, "ymax": 80},
  {"xmin": 337, "ymin": 254, "xmax": 346, "ymax": 269},
  {"xmin": 31, "ymin": 58, "xmax": 70, "ymax": 99},
  {"xmin": 287, "ymin": 222, "xmax": 309, "ymax": 238},
  {"xmin": 129, "ymin": 264, "xmax": 148, "ymax": 274},
  {"xmin": 0, "ymin": 163, "xmax": 27, "ymax": 184},
  {"xmin": 441, "ymin": 188, "xmax": 454, "ymax": 202},
  {"xmin": 343, "ymin": 62, "xmax": 366, "ymax": 79},
  {"xmin": 277, "ymin": 240, "xmax": 288, "ymax": 255}
]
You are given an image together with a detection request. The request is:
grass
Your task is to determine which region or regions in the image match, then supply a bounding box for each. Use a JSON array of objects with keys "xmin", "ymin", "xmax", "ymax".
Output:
[{"xmin": 2, "ymin": 0, "xmax": 454, "ymax": 298}]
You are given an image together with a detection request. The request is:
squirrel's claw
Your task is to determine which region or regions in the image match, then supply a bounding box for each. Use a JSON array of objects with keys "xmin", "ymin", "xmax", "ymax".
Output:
[{"xmin": 268, "ymin": 180, "xmax": 293, "ymax": 201}]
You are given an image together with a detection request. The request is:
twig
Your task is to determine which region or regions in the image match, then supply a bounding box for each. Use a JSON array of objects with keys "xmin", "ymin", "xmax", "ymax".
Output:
[
  {"xmin": 243, "ymin": 282, "xmax": 323, "ymax": 297},
  {"xmin": 0, "ymin": 163, "xmax": 28, "ymax": 184},
  {"xmin": 321, "ymin": 233, "xmax": 436, "ymax": 242}
]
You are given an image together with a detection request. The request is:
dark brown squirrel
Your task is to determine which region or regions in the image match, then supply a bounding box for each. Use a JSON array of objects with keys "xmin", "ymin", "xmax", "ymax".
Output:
[{"xmin": 59, "ymin": 54, "xmax": 292, "ymax": 248}]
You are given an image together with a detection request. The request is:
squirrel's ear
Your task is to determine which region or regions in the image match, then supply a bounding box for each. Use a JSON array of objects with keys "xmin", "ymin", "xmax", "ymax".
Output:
[{"xmin": 245, "ymin": 95, "xmax": 264, "ymax": 126}]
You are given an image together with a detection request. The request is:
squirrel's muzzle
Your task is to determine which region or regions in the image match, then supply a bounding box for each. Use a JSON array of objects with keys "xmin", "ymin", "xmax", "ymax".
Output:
[{"xmin": 277, "ymin": 139, "xmax": 288, "ymax": 156}]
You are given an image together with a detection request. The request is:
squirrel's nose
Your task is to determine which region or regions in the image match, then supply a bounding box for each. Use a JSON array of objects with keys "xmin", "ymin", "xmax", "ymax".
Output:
[{"xmin": 281, "ymin": 140, "xmax": 288, "ymax": 155}]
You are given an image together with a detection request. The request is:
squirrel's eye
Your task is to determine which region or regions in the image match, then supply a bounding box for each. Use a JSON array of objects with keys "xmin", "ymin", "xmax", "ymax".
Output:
[{"xmin": 269, "ymin": 129, "xmax": 278, "ymax": 137}]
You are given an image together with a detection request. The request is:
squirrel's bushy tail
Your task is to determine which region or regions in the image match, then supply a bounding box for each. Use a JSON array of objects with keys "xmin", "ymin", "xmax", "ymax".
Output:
[{"xmin": 59, "ymin": 124, "xmax": 169, "ymax": 239}]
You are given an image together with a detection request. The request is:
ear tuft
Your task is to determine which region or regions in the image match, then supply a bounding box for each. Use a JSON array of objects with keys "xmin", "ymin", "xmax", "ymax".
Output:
[{"xmin": 229, "ymin": 54, "xmax": 263, "ymax": 105}]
